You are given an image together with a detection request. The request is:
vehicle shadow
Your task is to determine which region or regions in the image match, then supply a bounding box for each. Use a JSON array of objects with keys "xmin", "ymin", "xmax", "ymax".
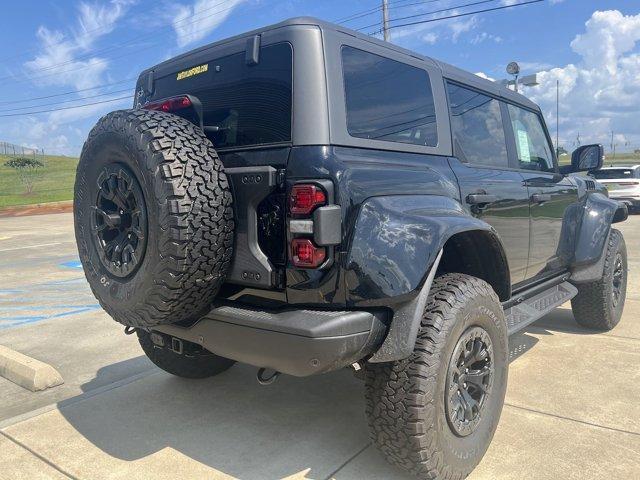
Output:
[
  {"xmin": 54, "ymin": 316, "xmax": 562, "ymax": 480},
  {"xmin": 59, "ymin": 361, "xmax": 373, "ymax": 480}
]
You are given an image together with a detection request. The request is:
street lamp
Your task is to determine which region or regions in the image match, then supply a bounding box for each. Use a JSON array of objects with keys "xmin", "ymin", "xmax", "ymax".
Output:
[{"xmin": 500, "ymin": 61, "xmax": 539, "ymax": 92}]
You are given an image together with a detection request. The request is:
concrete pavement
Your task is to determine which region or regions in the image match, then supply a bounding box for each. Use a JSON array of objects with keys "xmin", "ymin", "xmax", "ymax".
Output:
[{"xmin": 0, "ymin": 213, "xmax": 638, "ymax": 479}]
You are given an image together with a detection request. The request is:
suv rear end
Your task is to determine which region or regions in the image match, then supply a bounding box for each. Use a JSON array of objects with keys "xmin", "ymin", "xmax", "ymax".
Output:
[
  {"xmin": 591, "ymin": 165, "xmax": 640, "ymax": 211},
  {"xmin": 132, "ymin": 19, "xmax": 391, "ymax": 376}
]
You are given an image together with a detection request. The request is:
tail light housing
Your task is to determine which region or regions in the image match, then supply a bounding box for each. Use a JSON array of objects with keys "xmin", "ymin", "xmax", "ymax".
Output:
[
  {"xmin": 142, "ymin": 95, "xmax": 192, "ymax": 113},
  {"xmin": 290, "ymin": 238, "xmax": 326, "ymax": 268},
  {"xmin": 288, "ymin": 182, "xmax": 331, "ymax": 269},
  {"xmin": 289, "ymin": 184, "xmax": 326, "ymax": 216}
]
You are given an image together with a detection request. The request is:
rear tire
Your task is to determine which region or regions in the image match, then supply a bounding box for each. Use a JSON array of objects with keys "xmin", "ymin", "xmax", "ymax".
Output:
[
  {"xmin": 365, "ymin": 273, "xmax": 508, "ymax": 480},
  {"xmin": 74, "ymin": 110, "xmax": 234, "ymax": 328},
  {"xmin": 138, "ymin": 330, "xmax": 235, "ymax": 379},
  {"xmin": 571, "ymin": 228, "xmax": 627, "ymax": 331}
]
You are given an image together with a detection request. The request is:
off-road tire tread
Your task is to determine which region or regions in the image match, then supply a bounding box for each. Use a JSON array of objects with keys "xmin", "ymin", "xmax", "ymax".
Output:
[
  {"xmin": 365, "ymin": 273, "xmax": 502, "ymax": 480},
  {"xmin": 137, "ymin": 330, "xmax": 235, "ymax": 379},
  {"xmin": 75, "ymin": 109, "xmax": 234, "ymax": 328},
  {"xmin": 571, "ymin": 229, "xmax": 626, "ymax": 331}
]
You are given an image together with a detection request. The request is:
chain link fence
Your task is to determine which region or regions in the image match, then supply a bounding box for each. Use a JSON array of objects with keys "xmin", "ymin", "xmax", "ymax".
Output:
[{"xmin": 1, "ymin": 141, "xmax": 78, "ymax": 209}]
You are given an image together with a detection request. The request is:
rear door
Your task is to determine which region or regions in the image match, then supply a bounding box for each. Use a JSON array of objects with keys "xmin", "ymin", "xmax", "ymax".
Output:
[
  {"xmin": 504, "ymin": 103, "xmax": 578, "ymax": 280},
  {"xmin": 445, "ymin": 82, "xmax": 530, "ymax": 284}
]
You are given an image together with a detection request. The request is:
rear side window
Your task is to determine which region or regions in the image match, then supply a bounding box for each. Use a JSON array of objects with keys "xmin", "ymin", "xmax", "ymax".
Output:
[
  {"xmin": 153, "ymin": 43, "xmax": 292, "ymax": 149},
  {"xmin": 446, "ymin": 83, "xmax": 508, "ymax": 168},
  {"xmin": 341, "ymin": 46, "xmax": 437, "ymax": 147}
]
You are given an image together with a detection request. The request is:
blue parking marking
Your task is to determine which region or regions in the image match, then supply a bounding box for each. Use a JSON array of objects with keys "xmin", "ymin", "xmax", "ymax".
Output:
[
  {"xmin": 60, "ymin": 260, "xmax": 83, "ymax": 269},
  {"xmin": 0, "ymin": 259, "xmax": 102, "ymax": 330}
]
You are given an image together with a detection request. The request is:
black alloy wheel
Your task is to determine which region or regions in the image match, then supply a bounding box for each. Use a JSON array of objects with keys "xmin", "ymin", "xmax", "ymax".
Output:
[
  {"xmin": 91, "ymin": 164, "xmax": 147, "ymax": 278},
  {"xmin": 445, "ymin": 326, "xmax": 494, "ymax": 437}
]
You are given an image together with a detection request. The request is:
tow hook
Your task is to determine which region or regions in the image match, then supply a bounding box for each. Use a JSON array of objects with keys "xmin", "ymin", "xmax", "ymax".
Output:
[{"xmin": 256, "ymin": 368, "xmax": 280, "ymax": 385}]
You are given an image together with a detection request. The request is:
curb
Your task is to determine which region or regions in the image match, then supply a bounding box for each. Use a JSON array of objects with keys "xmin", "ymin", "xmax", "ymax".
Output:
[
  {"xmin": 0, "ymin": 345, "xmax": 64, "ymax": 392},
  {"xmin": 0, "ymin": 200, "xmax": 73, "ymax": 218}
]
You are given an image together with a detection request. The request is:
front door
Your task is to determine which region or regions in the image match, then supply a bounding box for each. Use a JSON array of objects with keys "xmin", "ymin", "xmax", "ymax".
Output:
[
  {"xmin": 446, "ymin": 82, "xmax": 530, "ymax": 284},
  {"xmin": 504, "ymin": 103, "xmax": 578, "ymax": 280}
]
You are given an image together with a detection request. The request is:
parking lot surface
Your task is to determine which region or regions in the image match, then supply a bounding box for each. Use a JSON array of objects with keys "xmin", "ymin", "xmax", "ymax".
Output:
[{"xmin": 0, "ymin": 212, "xmax": 638, "ymax": 480}]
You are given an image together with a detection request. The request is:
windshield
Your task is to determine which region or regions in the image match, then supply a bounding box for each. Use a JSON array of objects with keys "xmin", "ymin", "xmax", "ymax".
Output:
[{"xmin": 591, "ymin": 169, "xmax": 636, "ymax": 180}]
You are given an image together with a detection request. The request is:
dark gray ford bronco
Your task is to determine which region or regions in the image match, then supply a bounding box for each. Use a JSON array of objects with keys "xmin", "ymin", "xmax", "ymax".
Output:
[{"xmin": 74, "ymin": 17, "xmax": 628, "ymax": 479}]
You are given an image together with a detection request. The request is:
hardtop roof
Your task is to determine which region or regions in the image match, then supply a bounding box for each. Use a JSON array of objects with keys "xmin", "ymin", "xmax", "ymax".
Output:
[{"xmin": 142, "ymin": 16, "xmax": 539, "ymax": 111}]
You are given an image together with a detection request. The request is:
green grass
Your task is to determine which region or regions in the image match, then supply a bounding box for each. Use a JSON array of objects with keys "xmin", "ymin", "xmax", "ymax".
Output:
[
  {"xmin": 558, "ymin": 152, "xmax": 640, "ymax": 167},
  {"xmin": 0, "ymin": 154, "xmax": 78, "ymax": 208}
]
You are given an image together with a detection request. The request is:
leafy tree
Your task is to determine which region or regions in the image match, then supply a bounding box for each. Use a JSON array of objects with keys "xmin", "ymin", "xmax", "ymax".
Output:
[
  {"xmin": 557, "ymin": 146, "xmax": 568, "ymax": 156},
  {"xmin": 4, "ymin": 157, "xmax": 45, "ymax": 195}
]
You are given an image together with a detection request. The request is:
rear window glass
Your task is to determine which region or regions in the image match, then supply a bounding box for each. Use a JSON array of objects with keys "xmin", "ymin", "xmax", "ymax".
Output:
[
  {"xmin": 591, "ymin": 169, "xmax": 636, "ymax": 179},
  {"xmin": 341, "ymin": 46, "xmax": 437, "ymax": 147},
  {"xmin": 153, "ymin": 42, "xmax": 292, "ymax": 149}
]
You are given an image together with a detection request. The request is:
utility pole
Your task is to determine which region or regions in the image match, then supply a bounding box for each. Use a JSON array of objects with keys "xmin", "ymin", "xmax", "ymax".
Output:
[
  {"xmin": 382, "ymin": 0, "xmax": 390, "ymax": 41},
  {"xmin": 556, "ymin": 79, "xmax": 560, "ymax": 158}
]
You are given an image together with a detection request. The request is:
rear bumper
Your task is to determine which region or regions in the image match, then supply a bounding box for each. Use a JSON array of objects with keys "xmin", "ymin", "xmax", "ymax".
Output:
[{"xmin": 153, "ymin": 306, "xmax": 387, "ymax": 376}]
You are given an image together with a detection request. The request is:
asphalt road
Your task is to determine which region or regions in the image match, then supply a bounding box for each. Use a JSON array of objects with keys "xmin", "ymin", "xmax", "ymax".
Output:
[{"xmin": 0, "ymin": 212, "xmax": 638, "ymax": 480}]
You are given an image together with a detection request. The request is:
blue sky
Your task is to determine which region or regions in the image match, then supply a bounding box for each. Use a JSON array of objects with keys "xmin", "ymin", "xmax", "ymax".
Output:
[{"xmin": 0, "ymin": 0, "xmax": 638, "ymax": 156}]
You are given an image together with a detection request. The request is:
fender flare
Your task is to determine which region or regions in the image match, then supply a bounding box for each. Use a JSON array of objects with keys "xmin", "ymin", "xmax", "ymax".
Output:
[
  {"xmin": 571, "ymin": 193, "xmax": 628, "ymax": 283},
  {"xmin": 344, "ymin": 195, "xmax": 509, "ymax": 363}
]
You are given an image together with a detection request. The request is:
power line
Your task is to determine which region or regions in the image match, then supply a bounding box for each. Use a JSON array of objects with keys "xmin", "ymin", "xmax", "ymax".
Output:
[
  {"xmin": 0, "ymin": 95, "xmax": 132, "ymax": 118},
  {"xmin": 0, "ymin": 88, "xmax": 132, "ymax": 113},
  {"xmin": 0, "ymin": 0, "xmax": 236, "ymax": 65},
  {"xmin": 359, "ymin": 0, "xmax": 500, "ymax": 32},
  {"xmin": 335, "ymin": 0, "xmax": 445, "ymax": 24},
  {"xmin": 0, "ymin": 78, "xmax": 136, "ymax": 105},
  {"xmin": 367, "ymin": 0, "xmax": 545, "ymax": 35},
  {"xmin": 0, "ymin": 0, "xmax": 243, "ymax": 84}
]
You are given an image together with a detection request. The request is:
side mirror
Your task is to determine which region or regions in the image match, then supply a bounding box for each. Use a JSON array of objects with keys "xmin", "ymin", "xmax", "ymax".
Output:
[{"xmin": 571, "ymin": 144, "xmax": 604, "ymax": 172}]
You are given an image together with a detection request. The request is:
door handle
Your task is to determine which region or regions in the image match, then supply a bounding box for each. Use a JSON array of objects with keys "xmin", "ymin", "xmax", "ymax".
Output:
[
  {"xmin": 531, "ymin": 193, "xmax": 552, "ymax": 203},
  {"xmin": 466, "ymin": 194, "xmax": 498, "ymax": 205}
]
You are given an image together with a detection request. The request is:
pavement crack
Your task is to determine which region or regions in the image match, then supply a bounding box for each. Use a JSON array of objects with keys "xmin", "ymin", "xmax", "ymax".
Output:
[
  {"xmin": 0, "ymin": 430, "xmax": 79, "ymax": 479},
  {"xmin": 505, "ymin": 403, "xmax": 640, "ymax": 436},
  {"xmin": 322, "ymin": 442, "xmax": 372, "ymax": 480}
]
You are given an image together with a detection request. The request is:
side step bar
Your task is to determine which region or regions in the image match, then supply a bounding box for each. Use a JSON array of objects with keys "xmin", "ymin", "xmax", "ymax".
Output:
[{"xmin": 504, "ymin": 281, "xmax": 578, "ymax": 336}]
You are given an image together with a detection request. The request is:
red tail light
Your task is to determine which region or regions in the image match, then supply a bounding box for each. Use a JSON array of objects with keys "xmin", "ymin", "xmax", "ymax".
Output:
[
  {"xmin": 289, "ymin": 184, "xmax": 326, "ymax": 215},
  {"xmin": 143, "ymin": 96, "xmax": 192, "ymax": 113},
  {"xmin": 291, "ymin": 238, "xmax": 326, "ymax": 268}
]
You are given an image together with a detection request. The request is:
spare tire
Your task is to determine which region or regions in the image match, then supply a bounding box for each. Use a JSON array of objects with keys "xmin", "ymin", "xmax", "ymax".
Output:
[{"xmin": 74, "ymin": 109, "xmax": 234, "ymax": 328}]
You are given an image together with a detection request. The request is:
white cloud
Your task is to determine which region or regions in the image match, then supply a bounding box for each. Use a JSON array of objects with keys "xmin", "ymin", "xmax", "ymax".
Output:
[
  {"xmin": 172, "ymin": 0, "xmax": 246, "ymax": 48},
  {"xmin": 449, "ymin": 16, "xmax": 478, "ymax": 42},
  {"xmin": 523, "ymin": 10, "xmax": 640, "ymax": 150},
  {"xmin": 475, "ymin": 72, "xmax": 496, "ymax": 81},
  {"xmin": 470, "ymin": 32, "xmax": 503, "ymax": 45},
  {"xmin": 422, "ymin": 32, "xmax": 438, "ymax": 45},
  {"xmin": 13, "ymin": 1, "xmax": 134, "ymax": 155}
]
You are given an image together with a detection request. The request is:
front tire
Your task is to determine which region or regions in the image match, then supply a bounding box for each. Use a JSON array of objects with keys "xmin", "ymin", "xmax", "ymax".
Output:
[
  {"xmin": 138, "ymin": 330, "xmax": 235, "ymax": 379},
  {"xmin": 365, "ymin": 273, "xmax": 508, "ymax": 479},
  {"xmin": 571, "ymin": 228, "xmax": 627, "ymax": 331}
]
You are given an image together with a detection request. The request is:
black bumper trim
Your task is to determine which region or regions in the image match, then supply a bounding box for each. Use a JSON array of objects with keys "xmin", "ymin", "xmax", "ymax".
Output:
[{"xmin": 153, "ymin": 306, "xmax": 387, "ymax": 376}]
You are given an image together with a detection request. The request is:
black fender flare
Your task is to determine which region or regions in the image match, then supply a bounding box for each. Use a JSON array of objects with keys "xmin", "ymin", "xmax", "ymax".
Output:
[
  {"xmin": 571, "ymin": 192, "xmax": 628, "ymax": 283},
  {"xmin": 344, "ymin": 194, "xmax": 509, "ymax": 362}
]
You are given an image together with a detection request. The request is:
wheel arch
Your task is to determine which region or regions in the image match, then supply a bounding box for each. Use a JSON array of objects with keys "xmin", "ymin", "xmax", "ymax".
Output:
[
  {"xmin": 349, "ymin": 195, "xmax": 511, "ymax": 363},
  {"xmin": 437, "ymin": 229, "xmax": 511, "ymax": 302}
]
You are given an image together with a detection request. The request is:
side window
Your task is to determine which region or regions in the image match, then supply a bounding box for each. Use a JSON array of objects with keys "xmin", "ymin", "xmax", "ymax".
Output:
[
  {"xmin": 341, "ymin": 46, "xmax": 437, "ymax": 147},
  {"xmin": 446, "ymin": 83, "xmax": 508, "ymax": 168},
  {"xmin": 507, "ymin": 104, "xmax": 555, "ymax": 172}
]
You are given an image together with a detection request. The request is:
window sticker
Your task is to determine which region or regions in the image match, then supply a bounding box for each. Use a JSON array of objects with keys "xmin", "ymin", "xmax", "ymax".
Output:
[{"xmin": 517, "ymin": 129, "xmax": 531, "ymax": 162}]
